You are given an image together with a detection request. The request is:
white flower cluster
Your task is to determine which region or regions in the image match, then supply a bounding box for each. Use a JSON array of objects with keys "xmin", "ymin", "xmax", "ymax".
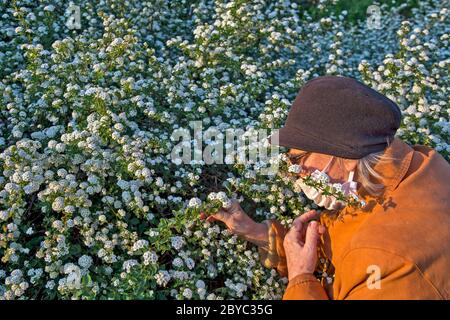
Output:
[
  {"xmin": 288, "ymin": 164, "xmax": 302, "ymax": 174},
  {"xmin": 187, "ymin": 197, "xmax": 202, "ymax": 208},
  {"xmin": 207, "ymin": 191, "xmax": 232, "ymax": 209},
  {"xmin": 0, "ymin": 0, "xmax": 447, "ymax": 300},
  {"xmin": 171, "ymin": 236, "xmax": 185, "ymax": 251},
  {"xmin": 78, "ymin": 255, "xmax": 93, "ymax": 269}
]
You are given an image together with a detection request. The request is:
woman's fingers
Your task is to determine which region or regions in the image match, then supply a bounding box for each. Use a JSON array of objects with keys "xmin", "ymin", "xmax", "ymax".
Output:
[
  {"xmin": 300, "ymin": 210, "xmax": 320, "ymax": 223},
  {"xmin": 292, "ymin": 215, "xmax": 304, "ymax": 230},
  {"xmin": 305, "ymin": 221, "xmax": 320, "ymax": 251},
  {"xmin": 201, "ymin": 209, "xmax": 231, "ymax": 224},
  {"xmin": 287, "ymin": 215, "xmax": 323, "ymax": 244},
  {"xmin": 318, "ymin": 224, "xmax": 326, "ymax": 235},
  {"xmin": 200, "ymin": 199, "xmax": 242, "ymax": 222},
  {"xmin": 288, "ymin": 216, "xmax": 305, "ymax": 244},
  {"xmin": 291, "ymin": 210, "xmax": 320, "ymax": 241},
  {"xmin": 200, "ymin": 212, "xmax": 217, "ymax": 222},
  {"xmin": 228, "ymin": 199, "xmax": 241, "ymax": 212}
]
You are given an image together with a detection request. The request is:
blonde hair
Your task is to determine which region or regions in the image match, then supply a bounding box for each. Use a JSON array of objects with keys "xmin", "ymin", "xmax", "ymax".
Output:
[{"xmin": 339, "ymin": 137, "xmax": 398, "ymax": 197}]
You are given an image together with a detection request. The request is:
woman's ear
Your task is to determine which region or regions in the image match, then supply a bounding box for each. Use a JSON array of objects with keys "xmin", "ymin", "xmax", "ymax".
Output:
[{"xmin": 343, "ymin": 158, "xmax": 358, "ymax": 172}]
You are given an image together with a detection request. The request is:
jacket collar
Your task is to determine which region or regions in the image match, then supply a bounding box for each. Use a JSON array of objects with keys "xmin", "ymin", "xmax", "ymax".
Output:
[
  {"xmin": 320, "ymin": 137, "xmax": 415, "ymax": 222},
  {"xmin": 356, "ymin": 137, "xmax": 415, "ymax": 198}
]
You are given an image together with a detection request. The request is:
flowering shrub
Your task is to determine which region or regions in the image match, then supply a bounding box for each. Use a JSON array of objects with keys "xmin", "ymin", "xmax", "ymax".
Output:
[{"xmin": 0, "ymin": 0, "xmax": 448, "ymax": 299}]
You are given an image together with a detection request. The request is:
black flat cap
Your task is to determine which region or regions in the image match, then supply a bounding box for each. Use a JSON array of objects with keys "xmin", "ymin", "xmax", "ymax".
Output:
[{"xmin": 270, "ymin": 76, "xmax": 402, "ymax": 159}]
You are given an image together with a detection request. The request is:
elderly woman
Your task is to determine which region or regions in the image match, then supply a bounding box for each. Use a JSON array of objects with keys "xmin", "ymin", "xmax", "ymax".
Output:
[{"xmin": 202, "ymin": 76, "xmax": 450, "ymax": 300}]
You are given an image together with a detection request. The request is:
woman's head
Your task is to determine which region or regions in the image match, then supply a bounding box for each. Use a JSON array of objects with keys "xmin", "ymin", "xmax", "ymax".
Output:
[
  {"xmin": 270, "ymin": 76, "xmax": 403, "ymax": 197},
  {"xmin": 271, "ymin": 76, "xmax": 402, "ymax": 159},
  {"xmin": 287, "ymin": 135, "xmax": 396, "ymax": 197}
]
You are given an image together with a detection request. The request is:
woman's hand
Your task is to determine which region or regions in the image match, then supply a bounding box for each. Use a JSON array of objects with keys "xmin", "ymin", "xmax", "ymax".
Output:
[
  {"xmin": 199, "ymin": 199, "xmax": 268, "ymax": 247},
  {"xmin": 283, "ymin": 210, "xmax": 325, "ymax": 281}
]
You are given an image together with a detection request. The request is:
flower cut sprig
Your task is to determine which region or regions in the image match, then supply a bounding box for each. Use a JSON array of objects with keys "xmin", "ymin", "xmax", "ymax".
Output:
[
  {"xmin": 186, "ymin": 191, "xmax": 234, "ymax": 218},
  {"xmin": 279, "ymin": 153, "xmax": 366, "ymax": 209}
]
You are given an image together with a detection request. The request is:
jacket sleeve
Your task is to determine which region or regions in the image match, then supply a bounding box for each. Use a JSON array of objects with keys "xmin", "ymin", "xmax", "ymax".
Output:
[
  {"xmin": 257, "ymin": 219, "xmax": 289, "ymax": 278},
  {"xmin": 283, "ymin": 273, "xmax": 329, "ymax": 300}
]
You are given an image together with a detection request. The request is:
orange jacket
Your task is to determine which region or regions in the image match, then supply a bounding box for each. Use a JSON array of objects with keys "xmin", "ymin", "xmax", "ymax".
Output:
[{"xmin": 258, "ymin": 137, "xmax": 450, "ymax": 299}]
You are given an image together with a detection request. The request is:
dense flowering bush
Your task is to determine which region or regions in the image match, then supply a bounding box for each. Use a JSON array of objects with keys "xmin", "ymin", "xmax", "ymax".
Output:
[{"xmin": 0, "ymin": 0, "xmax": 448, "ymax": 299}]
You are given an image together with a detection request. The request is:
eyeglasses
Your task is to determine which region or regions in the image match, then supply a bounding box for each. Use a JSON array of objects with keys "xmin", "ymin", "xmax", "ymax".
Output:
[
  {"xmin": 287, "ymin": 151, "xmax": 310, "ymax": 166},
  {"xmin": 288, "ymin": 151, "xmax": 338, "ymax": 179}
]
